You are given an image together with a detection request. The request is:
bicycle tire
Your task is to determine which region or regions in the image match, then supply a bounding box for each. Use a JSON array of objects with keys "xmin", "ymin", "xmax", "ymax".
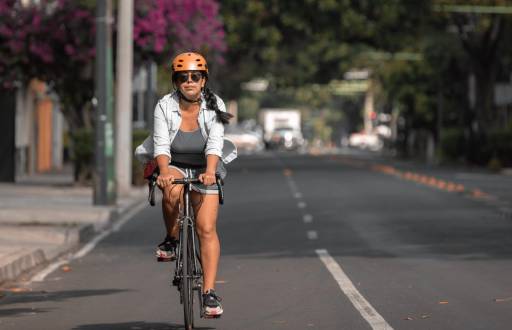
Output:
[{"xmin": 183, "ymin": 217, "xmax": 194, "ymax": 330}]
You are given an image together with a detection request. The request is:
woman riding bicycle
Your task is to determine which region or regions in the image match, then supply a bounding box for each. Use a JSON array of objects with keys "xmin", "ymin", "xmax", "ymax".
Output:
[{"xmin": 153, "ymin": 52, "xmax": 233, "ymax": 317}]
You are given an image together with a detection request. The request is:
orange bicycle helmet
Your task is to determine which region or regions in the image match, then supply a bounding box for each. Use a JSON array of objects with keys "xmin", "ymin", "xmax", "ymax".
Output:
[{"xmin": 171, "ymin": 52, "xmax": 208, "ymax": 74}]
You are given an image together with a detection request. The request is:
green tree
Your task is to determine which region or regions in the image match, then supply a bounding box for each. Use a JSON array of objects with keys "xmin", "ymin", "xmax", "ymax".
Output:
[{"xmin": 218, "ymin": 0, "xmax": 428, "ymax": 98}]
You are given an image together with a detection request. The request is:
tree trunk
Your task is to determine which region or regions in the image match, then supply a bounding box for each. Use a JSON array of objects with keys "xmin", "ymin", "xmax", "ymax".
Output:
[{"xmin": 454, "ymin": 14, "xmax": 504, "ymax": 163}]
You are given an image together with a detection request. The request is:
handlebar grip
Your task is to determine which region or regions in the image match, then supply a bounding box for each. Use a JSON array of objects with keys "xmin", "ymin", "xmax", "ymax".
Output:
[
  {"xmin": 148, "ymin": 172, "xmax": 159, "ymax": 207},
  {"xmin": 148, "ymin": 180, "xmax": 156, "ymax": 206},
  {"xmin": 216, "ymin": 175, "xmax": 224, "ymax": 205}
]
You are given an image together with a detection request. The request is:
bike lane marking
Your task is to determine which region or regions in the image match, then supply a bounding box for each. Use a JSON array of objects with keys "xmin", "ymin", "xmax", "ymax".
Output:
[
  {"xmin": 303, "ymin": 214, "xmax": 313, "ymax": 223},
  {"xmin": 307, "ymin": 230, "xmax": 318, "ymax": 240},
  {"xmin": 316, "ymin": 249, "xmax": 394, "ymax": 330},
  {"xmin": 282, "ymin": 162, "xmax": 393, "ymax": 328}
]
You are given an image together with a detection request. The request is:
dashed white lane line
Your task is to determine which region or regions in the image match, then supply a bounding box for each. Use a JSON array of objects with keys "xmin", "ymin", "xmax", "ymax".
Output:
[
  {"xmin": 316, "ymin": 249, "xmax": 394, "ymax": 330},
  {"xmin": 286, "ymin": 178, "xmax": 298, "ymax": 194},
  {"xmin": 298, "ymin": 201, "xmax": 307, "ymax": 209},
  {"xmin": 294, "ymin": 192, "xmax": 303, "ymax": 199},
  {"xmin": 31, "ymin": 200, "xmax": 147, "ymax": 283},
  {"xmin": 303, "ymin": 214, "xmax": 313, "ymax": 223},
  {"xmin": 307, "ymin": 230, "xmax": 318, "ymax": 240}
]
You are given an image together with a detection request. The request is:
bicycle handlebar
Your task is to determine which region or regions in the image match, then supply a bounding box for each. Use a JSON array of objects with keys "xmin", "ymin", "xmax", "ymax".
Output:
[
  {"xmin": 171, "ymin": 178, "xmax": 201, "ymax": 184},
  {"xmin": 148, "ymin": 174, "xmax": 224, "ymax": 206}
]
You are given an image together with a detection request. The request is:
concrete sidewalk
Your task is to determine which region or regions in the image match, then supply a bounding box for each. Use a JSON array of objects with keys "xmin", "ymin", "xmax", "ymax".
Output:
[{"xmin": 0, "ymin": 170, "xmax": 147, "ymax": 285}]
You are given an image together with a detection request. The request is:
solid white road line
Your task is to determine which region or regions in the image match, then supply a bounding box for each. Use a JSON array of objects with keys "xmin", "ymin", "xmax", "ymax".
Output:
[
  {"xmin": 31, "ymin": 200, "xmax": 147, "ymax": 283},
  {"xmin": 307, "ymin": 230, "xmax": 318, "ymax": 240},
  {"xmin": 30, "ymin": 260, "xmax": 69, "ymax": 282},
  {"xmin": 303, "ymin": 214, "xmax": 313, "ymax": 223},
  {"xmin": 316, "ymin": 249, "xmax": 394, "ymax": 330}
]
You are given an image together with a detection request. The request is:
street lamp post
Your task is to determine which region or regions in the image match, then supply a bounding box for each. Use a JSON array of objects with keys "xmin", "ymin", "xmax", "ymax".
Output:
[
  {"xmin": 115, "ymin": 0, "xmax": 134, "ymax": 196},
  {"xmin": 94, "ymin": 0, "xmax": 116, "ymax": 205}
]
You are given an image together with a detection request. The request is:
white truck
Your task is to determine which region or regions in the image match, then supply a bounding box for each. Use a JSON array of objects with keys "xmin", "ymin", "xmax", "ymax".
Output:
[{"xmin": 259, "ymin": 109, "xmax": 304, "ymax": 150}]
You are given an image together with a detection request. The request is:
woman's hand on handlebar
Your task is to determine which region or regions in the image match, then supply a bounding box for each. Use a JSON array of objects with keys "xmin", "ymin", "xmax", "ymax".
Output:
[
  {"xmin": 199, "ymin": 171, "xmax": 216, "ymax": 186},
  {"xmin": 156, "ymin": 171, "xmax": 175, "ymax": 189}
]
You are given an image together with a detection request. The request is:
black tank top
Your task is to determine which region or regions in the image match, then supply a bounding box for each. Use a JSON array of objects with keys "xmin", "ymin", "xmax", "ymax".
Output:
[{"xmin": 170, "ymin": 129, "xmax": 207, "ymax": 168}]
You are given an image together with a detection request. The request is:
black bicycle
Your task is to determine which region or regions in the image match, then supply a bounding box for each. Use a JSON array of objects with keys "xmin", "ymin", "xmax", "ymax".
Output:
[{"xmin": 148, "ymin": 171, "xmax": 224, "ymax": 330}]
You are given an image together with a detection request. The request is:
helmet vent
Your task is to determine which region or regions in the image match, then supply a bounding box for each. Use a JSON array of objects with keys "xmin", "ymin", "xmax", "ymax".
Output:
[
  {"xmin": 198, "ymin": 64, "xmax": 203, "ymax": 67},
  {"xmin": 178, "ymin": 59, "xmax": 184, "ymax": 62}
]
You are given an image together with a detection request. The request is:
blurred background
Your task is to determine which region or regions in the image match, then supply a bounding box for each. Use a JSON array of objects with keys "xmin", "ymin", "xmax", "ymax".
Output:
[
  {"xmin": 2, "ymin": 3, "xmax": 512, "ymax": 328},
  {"xmin": 1, "ymin": 0, "xmax": 511, "ymax": 189}
]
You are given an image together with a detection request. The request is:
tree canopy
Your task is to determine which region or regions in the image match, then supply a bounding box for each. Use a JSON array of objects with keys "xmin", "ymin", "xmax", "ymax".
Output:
[
  {"xmin": 0, "ymin": 0, "xmax": 226, "ymax": 131},
  {"xmin": 218, "ymin": 0, "xmax": 428, "ymax": 97}
]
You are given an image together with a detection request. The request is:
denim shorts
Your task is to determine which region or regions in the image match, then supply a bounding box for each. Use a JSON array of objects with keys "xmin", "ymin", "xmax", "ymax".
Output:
[{"xmin": 169, "ymin": 165, "xmax": 219, "ymax": 195}]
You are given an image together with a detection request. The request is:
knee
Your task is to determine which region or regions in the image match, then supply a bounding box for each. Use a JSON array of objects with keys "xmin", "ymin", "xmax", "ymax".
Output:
[{"xmin": 196, "ymin": 223, "xmax": 217, "ymax": 240}]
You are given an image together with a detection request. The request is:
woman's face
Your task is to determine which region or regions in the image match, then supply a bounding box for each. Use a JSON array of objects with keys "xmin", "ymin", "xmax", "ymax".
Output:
[{"xmin": 175, "ymin": 71, "xmax": 206, "ymax": 100}]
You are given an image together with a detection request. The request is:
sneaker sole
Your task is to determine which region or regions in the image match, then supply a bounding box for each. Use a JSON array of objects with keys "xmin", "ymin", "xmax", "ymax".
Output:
[
  {"xmin": 156, "ymin": 249, "xmax": 176, "ymax": 262},
  {"xmin": 157, "ymin": 256, "xmax": 176, "ymax": 262},
  {"xmin": 203, "ymin": 314, "xmax": 221, "ymax": 319},
  {"xmin": 203, "ymin": 306, "xmax": 223, "ymax": 318}
]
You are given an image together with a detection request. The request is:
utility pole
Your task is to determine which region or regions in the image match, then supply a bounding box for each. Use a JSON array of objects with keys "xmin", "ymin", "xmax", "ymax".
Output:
[
  {"xmin": 145, "ymin": 61, "xmax": 156, "ymax": 130},
  {"xmin": 94, "ymin": 0, "xmax": 116, "ymax": 205},
  {"xmin": 115, "ymin": 0, "xmax": 134, "ymax": 196}
]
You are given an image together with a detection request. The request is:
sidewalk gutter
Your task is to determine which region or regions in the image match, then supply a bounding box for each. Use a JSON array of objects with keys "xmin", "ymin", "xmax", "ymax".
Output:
[{"xmin": 0, "ymin": 191, "xmax": 146, "ymax": 285}]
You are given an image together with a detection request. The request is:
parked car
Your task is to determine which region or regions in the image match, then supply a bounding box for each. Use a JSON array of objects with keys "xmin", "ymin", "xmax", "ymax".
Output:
[
  {"xmin": 268, "ymin": 127, "xmax": 305, "ymax": 150},
  {"xmin": 348, "ymin": 132, "xmax": 383, "ymax": 151},
  {"xmin": 224, "ymin": 125, "xmax": 265, "ymax": 153}
]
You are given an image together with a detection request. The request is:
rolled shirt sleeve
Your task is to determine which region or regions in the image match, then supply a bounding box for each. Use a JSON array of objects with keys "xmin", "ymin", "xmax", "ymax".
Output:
[{"xmin": 153, "ymin": 102, "xmax": 171, "ymax": 159}]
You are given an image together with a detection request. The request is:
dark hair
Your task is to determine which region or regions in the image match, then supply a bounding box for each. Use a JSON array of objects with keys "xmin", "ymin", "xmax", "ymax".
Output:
[{"xmin": 203, "ymin": 86, "xmax": 233, "ymax": 125}]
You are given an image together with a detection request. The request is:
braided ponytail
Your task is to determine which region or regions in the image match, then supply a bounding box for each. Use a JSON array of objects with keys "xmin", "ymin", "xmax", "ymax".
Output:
[{"xmin": 203, "ymin": 87, "xmax": 233, "ymax": 125}]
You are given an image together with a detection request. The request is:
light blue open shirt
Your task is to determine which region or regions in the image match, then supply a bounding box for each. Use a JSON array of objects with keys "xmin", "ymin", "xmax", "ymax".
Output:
[{"xmin": 134, "ymin": 91, "xmax": 237, "ymax": 167}]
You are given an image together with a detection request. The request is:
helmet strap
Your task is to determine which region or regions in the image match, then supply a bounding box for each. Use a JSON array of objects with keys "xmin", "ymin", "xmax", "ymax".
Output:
[{"xmin": 177, "ymin": 90, "xmax": 201, "ymax": 104}]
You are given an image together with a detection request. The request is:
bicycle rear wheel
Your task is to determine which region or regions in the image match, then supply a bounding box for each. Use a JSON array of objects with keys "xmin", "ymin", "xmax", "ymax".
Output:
[{"xmin": 182, "ymin": 217, "xmax": 194, "ymax": 330}]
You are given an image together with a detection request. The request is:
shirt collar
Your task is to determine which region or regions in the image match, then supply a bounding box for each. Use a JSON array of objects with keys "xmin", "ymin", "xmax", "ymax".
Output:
[{"xmin": 171, "ymin": 91, "xmax": 207, "ymax": 112}]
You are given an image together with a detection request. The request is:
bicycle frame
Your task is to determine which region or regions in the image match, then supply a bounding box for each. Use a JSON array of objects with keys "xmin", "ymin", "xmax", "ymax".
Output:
[
  {"xmin": 163, "ymin": 176, "xmax": 224, "ymax": 329},
  {"xmin": 175, "ymin": 179, "xmax": 201, "ymax": 329}
]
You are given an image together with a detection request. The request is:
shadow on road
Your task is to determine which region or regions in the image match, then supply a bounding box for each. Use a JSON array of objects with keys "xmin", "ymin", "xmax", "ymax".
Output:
[
  {"xmin": 0, "ymin": 307, "xmax": 52, "ymax": 317},
  {"xmin": 72, "ymin": 321, "xmax": 214, "ymax": 330}
]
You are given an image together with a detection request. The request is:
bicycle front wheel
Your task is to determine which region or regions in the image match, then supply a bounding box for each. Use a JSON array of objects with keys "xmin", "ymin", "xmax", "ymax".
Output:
[{"xmin": 182, "ymin": 217, "xmax": 194, "ymax": 330}]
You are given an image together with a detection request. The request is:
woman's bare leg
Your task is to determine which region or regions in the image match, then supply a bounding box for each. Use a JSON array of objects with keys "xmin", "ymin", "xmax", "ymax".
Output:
[
  {"xmin": 161, "ymin": 168, "xmax": 184, "ymax": 239},
  {"xmin": 192, "ymin": 192, "xmax": 220, "ymax": 293}
]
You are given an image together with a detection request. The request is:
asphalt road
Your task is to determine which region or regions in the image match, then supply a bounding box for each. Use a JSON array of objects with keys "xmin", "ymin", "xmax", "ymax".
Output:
[{"xmin": 2, "ymin": 152, "xmax": 512, "ymax": 330}]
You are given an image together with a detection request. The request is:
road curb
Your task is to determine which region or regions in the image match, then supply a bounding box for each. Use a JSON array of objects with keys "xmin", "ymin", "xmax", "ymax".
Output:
[
  {"xmin": 0, "ymin": 237, "xmax": 79, "ymax": 285},
  {"xmin": 330, "ymin": 155, "xmax": 512, "ymax": 222},
  {"xmin": 0, "ymin": 194, "xmax": 146, "ymax": 285}
]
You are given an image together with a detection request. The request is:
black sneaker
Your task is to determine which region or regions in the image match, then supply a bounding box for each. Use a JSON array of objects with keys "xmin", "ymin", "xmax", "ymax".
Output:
[
  {"xmin": 155, "ymin": 236, "xmax": 177, "ymax": 262},
  {"xmin": 202, "ymin": 289, "xmax": 223, "ymax": 317}
]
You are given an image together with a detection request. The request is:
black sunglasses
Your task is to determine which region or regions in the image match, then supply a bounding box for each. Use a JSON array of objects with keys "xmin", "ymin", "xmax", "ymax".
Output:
[{"xmin": 175, "ymin": 71, "xmax": 204, "ymax": 84}]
